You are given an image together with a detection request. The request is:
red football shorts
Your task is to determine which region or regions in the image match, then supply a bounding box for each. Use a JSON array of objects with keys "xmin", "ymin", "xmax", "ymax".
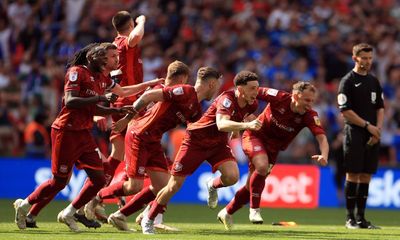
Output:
[
  {"xmin": 242, "ymin": 134, "xmax": 278, "ymax": 171},
  {"xmin": 124, "ymin": 132, "xmax": 169, "ymax": 179},
  {"xmin": 51, "ymin": 128, "xmax": 103, "ymax": 177},
  {"xmin": 171, "ymin": 138, "xmax": 236, "ymax": 177}
]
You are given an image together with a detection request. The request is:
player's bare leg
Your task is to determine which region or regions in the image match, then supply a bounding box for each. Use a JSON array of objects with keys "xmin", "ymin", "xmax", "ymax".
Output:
[
  {"xmin": 207, "ymin": 161, "xmax": 239, "ymax": 209},
  {"xmin": 141, "ymin": 175, "xmax": 186, "ymax": 234},
  {"xmin": 86, "ymin": 137, "xmax": 124, "ymax": 222}
]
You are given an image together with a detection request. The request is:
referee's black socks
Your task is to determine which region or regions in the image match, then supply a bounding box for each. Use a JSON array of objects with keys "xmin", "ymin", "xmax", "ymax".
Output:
[
  {"xmin": 356, "ymin": 183, "xmax": 369, "ymax": 220},
  {"xmin": 344, "ymin": 181, "xmax": 358, "ymax": 220}
]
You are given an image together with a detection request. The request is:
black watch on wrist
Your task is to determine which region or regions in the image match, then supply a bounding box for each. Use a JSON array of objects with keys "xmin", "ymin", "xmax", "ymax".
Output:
[{"xmin": 364, "ymin": 121, "xmax": 370, "ymax": 129}]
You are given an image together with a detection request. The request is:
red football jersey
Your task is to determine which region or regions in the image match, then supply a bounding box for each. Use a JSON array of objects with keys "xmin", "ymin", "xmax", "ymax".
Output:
[
  {"xmin": 187, "ymin": 90, "xmax": 258, "ymax": 146},
  {"xmin": 52, "ymin": 66, "xmax": 114, "ymax": 130},
  {"xmin": 130, "ymin": 84, "xmax": 202, "ymax": 142},
  {"xmin": 246, "ymin": 87, "xmax": 325, "ymax": 152},
  {"xmin": 113, "ymin": 35, "xmax": 143, "ymax": 104}
]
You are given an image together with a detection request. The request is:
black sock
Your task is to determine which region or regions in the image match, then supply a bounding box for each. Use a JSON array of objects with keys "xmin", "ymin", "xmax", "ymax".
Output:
[
  {"xmin": 345, "ymin": 181, "xmax": 357, "ymax": 219},
  {"xmin": 356, "ymin": 183, "xmax": 369, "ymax": 220}
]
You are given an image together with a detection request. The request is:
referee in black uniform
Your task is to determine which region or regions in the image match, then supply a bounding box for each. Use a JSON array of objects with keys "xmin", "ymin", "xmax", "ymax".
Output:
[{"xmin": 337, "ymin": 43, "xmax": 384, "ymax": 229}]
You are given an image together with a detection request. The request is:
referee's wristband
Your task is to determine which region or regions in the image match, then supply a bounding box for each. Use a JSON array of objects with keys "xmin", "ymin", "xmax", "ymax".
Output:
[{"xmin": 364, "ymin": 121, "xmax": 370, "ymax": 129}]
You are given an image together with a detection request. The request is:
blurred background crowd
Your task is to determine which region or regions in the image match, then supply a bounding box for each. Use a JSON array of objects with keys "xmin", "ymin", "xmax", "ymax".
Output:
[{"xmin": 1, "ymin": 0, "xmax": 400, "ymax": 184}]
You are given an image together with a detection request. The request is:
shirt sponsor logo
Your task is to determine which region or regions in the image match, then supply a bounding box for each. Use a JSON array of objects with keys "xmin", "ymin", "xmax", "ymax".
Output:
[
  {"xmin": 173, "ymin": 87, "xmax": 184, "ymax": 95},
  {"xmin": 69, "ymin": 71, "xmax": 78, "ymax": 82},
  {"xmin": 222, "ymin": 98, "xmax": 232, "ymax": 108},
  {"xmin": 86, "ymin": 89, "xmax": 97, "ymax": 96},
  {"xmin": 270, "ymin": 114, "xmax": 294, "ymax": 132},
  {"xmin": 337, "ymin": 93, "xmax": 347, "ymax": 105}
]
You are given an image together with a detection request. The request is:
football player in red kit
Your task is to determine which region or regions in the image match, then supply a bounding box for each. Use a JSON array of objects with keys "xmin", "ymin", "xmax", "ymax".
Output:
[
  {"xmin": 13, "ymin": 42, "xmax": 162, "ymax": 232},
  {"xmin": 140, "ymin": 71, "xmax": 263, "ymax": 234},
  {"xmin": 217, "ymin": 82, "xmax": 329, "ymax": 230},
  {"xmin": 85, "ymin": 63, "xmax": 222, "ymax": 232}
]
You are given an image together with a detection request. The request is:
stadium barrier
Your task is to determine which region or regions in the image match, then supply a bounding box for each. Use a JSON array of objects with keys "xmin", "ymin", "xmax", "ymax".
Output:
[{"xmin": 1, "ymin": 158, "xmax": 399, "ymax": 209}]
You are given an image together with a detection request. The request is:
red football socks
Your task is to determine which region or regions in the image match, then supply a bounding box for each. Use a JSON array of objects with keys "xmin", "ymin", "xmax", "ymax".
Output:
[
  {"xmin": 249, "ymin": 171, "xmax": 266, "ymax": 208},
  {"xmin": 120, "ymin": 186, "xmax": 156, "ymax": 216},
  {"xmin": 226, "ymin": 186, "xmax": 250, "ymax": 215}
]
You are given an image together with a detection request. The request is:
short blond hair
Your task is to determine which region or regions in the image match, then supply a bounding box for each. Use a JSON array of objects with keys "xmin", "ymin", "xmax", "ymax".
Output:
[{"xmin": 167, "ymin": 60, "xmax": 190, "ymax": 79}]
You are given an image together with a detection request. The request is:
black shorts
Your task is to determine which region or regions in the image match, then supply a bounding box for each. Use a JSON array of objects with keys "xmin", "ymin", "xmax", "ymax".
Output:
[{"xmin": 343, "ymin": 124, "xmax": 379, "ymax": 174}]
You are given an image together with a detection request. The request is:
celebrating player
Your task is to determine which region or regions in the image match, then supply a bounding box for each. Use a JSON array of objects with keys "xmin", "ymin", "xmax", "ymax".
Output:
[
  {"xmin": 217, "ymin": 82, "xmax": 329, "ymax": 230},
  {"xmin": 140, "ymin": 71, "xmax": 263, "ymax": 234}
]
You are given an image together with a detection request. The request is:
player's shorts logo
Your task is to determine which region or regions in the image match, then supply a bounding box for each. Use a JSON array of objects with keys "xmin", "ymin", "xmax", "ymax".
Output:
[
  {"xmin": 138, "ymin": 166, "xmax": 145, "ymax": 175},
  {"xmin": 59, "ymin": 165, "xmax": 68, "ymax": 173},
  {"xmin": 173, "ymin": 162, "xmax": 183, "ymax": 172}
]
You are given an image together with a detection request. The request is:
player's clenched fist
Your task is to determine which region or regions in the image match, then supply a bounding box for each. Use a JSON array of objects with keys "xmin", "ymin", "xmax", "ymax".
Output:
[
  {"xmin": 247, "ymin": 119, "xmax": 262, "ymax": 131},
  {"xmin": 136, "ymin": 15, "xmax": 146, "ymax": 24}
]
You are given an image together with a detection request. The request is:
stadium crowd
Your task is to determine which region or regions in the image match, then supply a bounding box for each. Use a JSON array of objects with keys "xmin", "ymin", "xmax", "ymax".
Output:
[{"xmin": 0, "ymin": 0, "xmax": 400, "ymax": 171}]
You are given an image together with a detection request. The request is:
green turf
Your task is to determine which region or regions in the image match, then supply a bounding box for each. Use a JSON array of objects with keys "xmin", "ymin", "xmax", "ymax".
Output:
[{"xmin": 0, "ymin": 199, "xmax": 399, "ymax": 240}]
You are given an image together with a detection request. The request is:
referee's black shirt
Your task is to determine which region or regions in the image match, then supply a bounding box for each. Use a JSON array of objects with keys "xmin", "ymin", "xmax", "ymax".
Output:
[{"xmin": 337, "ymin": 71, "xmax": 384, "ymax": 126}]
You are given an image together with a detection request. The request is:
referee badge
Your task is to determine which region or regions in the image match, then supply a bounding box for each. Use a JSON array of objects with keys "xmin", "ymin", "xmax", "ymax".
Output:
[
  {"xmin": 371, "ymin": 92, "xmax": 376, "ymax": 104},
  {"xmin": 337, "ymin": 93, "xmax": 347, "ymax": 105}
]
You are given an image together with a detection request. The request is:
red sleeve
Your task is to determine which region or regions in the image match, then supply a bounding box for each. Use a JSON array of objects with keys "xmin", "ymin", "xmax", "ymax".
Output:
[
  {"xmin": 216, "ymin": 93, "xmax": 235, "ymax": 116},
  {"xmin": 162, "ymin": 85, "xmax": 194, "ymax": 103},
  {"xmin": 257, "ymin": 87, "xmax": 287, "ymax": 103},
  {"xmin": 64, "ymin": 67, "xmax": 83, "ymax": 92},
  {"xmin": 305, "ymin": 111, "xmax": 326, "ymax": 136}
]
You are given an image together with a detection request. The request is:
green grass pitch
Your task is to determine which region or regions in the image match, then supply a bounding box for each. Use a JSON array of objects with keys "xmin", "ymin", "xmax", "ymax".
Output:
[{"xmin": 0, "ymin": 199, "xmax": 399, "ymax": 240}]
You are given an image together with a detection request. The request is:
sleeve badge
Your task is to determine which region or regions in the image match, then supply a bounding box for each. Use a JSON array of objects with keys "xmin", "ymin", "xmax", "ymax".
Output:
[
  {"xmin": 69, "ymin": 71, "xmax": 78, "ymax": 82},
  {"xmin": 173, "ymin": 87, "xmax": 184, "ymax": 95},
  {"xmin": 337, "ymin": 93, "xmax": 347, "ymax": 105},
  {"xmin": 222, "ymin": 98, "xmax": 232, "ymax": 108},
  {"xmin": 266, "ymin": 88, "xmax": 278, "ymax": 96},
  {"xmin": 313, "ymin": 116, "xmax": 321, "ymax": 126}
]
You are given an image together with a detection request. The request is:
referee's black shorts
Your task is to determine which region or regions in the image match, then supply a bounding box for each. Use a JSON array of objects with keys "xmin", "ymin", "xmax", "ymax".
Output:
[{"xmin": 343, "ymin": 124, "xmax": 379, "ymax": 174}]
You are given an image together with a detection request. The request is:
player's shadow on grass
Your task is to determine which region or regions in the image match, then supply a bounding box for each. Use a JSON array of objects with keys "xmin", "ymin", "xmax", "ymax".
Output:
[{"xmin": 195, "ymin": 229, "xmax": 400, "ymax": 239}]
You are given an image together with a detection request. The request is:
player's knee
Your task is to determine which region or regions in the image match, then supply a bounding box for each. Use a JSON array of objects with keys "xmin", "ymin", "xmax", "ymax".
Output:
[
  {"xmin": 150, "ymin": 183, "xmax": 165, "ymax": 193},
  {"xmin": 222, "ymin": 173, "xmax": 239, "ymax": 186},
  {"xmin": 125, "ymin": 181, "xmax": 143, "ymax": 195},
  {"xmin": 255, "ymin": 164, "xmax": 269, "ymax": 176}
]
